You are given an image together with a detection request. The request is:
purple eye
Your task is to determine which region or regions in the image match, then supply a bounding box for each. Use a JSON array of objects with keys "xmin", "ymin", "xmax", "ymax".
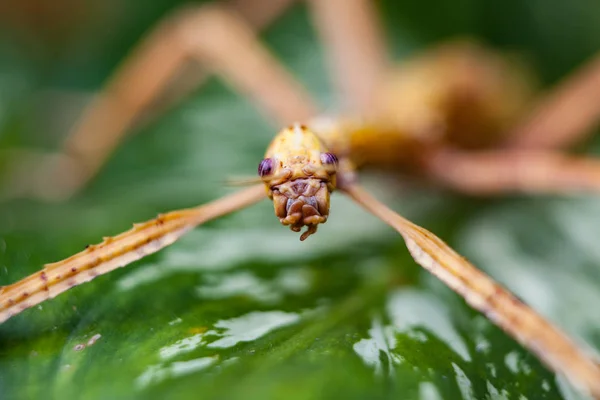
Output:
[
  {"xmin": 320, "ymin": 152, "xmax": 338, "ymax": 166},
  {"xmin": 258, "ymin": 158, "xmax": 274, "ymax": 177}
]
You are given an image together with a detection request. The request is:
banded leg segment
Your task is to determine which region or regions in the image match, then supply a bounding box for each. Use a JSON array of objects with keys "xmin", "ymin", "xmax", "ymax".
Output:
[
  {"xmin": 343, "ymin": 183, "xmax": 600, "ymax": 398},
  {"xmin": 423, "ymin": 147, "xmax": 600, "ymax": 196},
  {"xmin": 307, "ymin": 0, "xmax": 388, "ymax": 112},
  {"xmin": 0, "ymin": 184, "xmax": 266, "ymax": 323},
  {"xmin": 6, "ymin": 1, "xmax": 315, "ymax": 201}
]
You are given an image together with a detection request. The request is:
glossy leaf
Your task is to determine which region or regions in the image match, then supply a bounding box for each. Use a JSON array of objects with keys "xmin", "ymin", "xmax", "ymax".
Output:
[{"xmin": 1, "ymin": 1, "xmax": 600, "ymax": 399}]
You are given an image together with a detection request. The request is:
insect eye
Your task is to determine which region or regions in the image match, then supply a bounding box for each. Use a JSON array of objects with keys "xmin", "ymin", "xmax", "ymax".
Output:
[
  {"xmin": 320, "ymin": 152, "xmax": 338, "ymax": 166},
  {"xmin": 258, "ymin": 158, "xmax": 274, "ymax": 177}
]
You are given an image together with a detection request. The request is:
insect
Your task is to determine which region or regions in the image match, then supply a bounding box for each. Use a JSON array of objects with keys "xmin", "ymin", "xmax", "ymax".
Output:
[{"xmin": 2, "ymin": 0, "xmax": 600, "ymax": 397}]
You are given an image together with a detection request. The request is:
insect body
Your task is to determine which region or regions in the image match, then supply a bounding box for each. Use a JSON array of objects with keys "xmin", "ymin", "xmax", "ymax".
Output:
[
  {"xmin": 2, "ymin": 1, "xmax": 600, "ymax": 398},
  {"xmin": 310, "ymin": 42, "xmax": 535, "ymax": 172}
]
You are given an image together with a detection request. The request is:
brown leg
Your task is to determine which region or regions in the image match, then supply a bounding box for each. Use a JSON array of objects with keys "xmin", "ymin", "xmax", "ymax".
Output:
[
  {"xmin": 505, "ymin": 52, "xmax": 600, "ymax": 149},
  {"xmin": 306, "ymin": 0, "xmax": 388, "ymax": 112},
  {"xmin": 422, "ymin": 147, "xmax": 600, "ymax": 195},
  {"xmin": 4, "ymin": 1, "xmax": 315, "ymax": 201},
  {"xmin": 118, "ymin": 0, "xmax": 302, "ymax": 128},
  {"xmin": 0, "ymin": 184, "xmax": 266, "ymax": 323},
  {"xmin": 177, "ymin": 5, "xmax": 317, "ymax": 124},
  {"xmin": 226, "ymin": 0, "xmax": 297, "ymax": 28},
  {"xmin": 343, "ymin": 183, "xmax": 600, "ymax": 397}
]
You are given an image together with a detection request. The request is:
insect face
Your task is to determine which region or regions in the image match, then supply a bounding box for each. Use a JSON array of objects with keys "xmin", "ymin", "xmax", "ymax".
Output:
[{"xmin": 260, "ymin": 124, "xmax": 338, "ymax": 240}]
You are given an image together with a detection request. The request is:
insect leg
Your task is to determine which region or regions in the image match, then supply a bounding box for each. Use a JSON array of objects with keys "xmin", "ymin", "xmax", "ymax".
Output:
[
  {"xmin": 0, "ymin": 184, "xmax": 266, "ymax": 324},
  {"xmin": 226, "ymin": 0, "xmax": 298, "ymax": 28},
  {"xmin": 178, "ymin": 4, "xmax": 318, "ymax": 125},
  {"xmin": 3, "ymin": 0, "xmax": 313, "ymax": 201},
  {"xmin": 343, "ymin": 182, "xmax": 600, "ymax": 398},
  {"xmin": 422, "ymin": 147, "xmax": 600, "ymax": 195},
  {"xmin": 307, "ymin": 0, "xmax": 389, "ymax": 112},
  {"xmin": 505, "ymin": 51, "xmax": 600, "ymax": 149}
]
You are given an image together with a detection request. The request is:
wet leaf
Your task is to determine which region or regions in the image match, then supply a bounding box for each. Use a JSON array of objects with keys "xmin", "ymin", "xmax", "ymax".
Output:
[{"xmin": 1, "ymin": 1, "xmax": 599, "ymax": 399}]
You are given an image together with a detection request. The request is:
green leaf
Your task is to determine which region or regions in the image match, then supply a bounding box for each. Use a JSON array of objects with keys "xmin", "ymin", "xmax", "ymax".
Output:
[{"xmin": 1, "ymin": 1, "xmax": 599, "ymax": 399}]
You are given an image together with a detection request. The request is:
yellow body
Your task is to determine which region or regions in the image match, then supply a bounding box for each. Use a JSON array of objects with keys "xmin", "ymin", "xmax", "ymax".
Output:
[
  {"xmin": 310, "ymin": 42, "xmax": 535, "ymax": 170},
  {"xmin": 261, "ymin": 43, "xmax": 535, "ymax": 239}
]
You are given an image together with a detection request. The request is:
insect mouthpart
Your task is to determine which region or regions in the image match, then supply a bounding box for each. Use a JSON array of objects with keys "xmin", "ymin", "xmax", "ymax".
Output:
[{"xmin": 271, "ymin": 178, "xmax": 330, "ymax": 241}]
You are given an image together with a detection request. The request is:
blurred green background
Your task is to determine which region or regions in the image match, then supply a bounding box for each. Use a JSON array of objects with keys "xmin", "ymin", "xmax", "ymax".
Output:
[{"xmin": 0, "ymin": 0, "xmax": 599, "ymax": 399}]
